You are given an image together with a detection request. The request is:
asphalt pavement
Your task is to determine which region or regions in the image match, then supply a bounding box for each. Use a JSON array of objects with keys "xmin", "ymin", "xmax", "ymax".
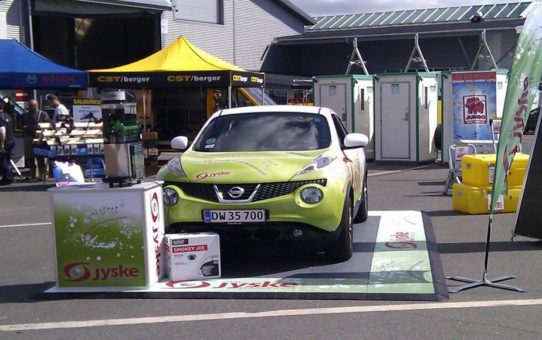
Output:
[{"xmin": 1, "ymin": 140, "xmax": 541, "ymax": 339}]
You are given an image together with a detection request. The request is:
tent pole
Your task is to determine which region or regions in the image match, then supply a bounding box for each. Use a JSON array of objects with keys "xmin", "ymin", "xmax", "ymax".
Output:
[
  {"xmin": 228, "ymin": 86, "xmax": 232, "ymax": 108},
  {"xmin": 142, "ymin": 89, "xmax": 147, "ymax": 131}
]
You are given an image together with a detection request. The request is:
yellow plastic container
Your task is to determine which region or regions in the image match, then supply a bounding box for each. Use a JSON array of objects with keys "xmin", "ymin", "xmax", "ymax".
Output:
[
  {"xmin": 461, "ymin": 153, "xmax": 529, "ymax": 188},
  {"xmin": 452, "ymin": 182, "xmax": 522, "ymax": 214}
]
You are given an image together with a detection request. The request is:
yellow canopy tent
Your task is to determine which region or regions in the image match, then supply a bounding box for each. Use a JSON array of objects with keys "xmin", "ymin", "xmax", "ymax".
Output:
[{"xmin": 88, "ymin": 35, "xmax": 265, "ymax": 94}]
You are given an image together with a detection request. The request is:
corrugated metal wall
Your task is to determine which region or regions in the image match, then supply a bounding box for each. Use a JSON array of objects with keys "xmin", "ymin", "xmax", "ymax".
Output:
[
  {"xmin": 232, "ymin": 0, "xmax": 305, "ymax": 70},
  {"xmin": 164, "ymin": 0, "xmax": 306, "ymax": 71},
  {"xmin": 164, "ymin": 1, "xmax": 235, "ymax": 65},
  {"xmin": 0, "ymin": 0, "xmax": 23, "ymax": 42}
]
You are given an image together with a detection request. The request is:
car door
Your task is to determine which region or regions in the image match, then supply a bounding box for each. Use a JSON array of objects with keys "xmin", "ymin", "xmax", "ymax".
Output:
[{"xmin": 331, "ymin": 114, "xmax": 364, "ymax": 204}]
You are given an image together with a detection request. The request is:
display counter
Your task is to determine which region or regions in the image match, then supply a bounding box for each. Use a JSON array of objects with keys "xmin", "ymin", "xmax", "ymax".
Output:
[{"xmin": 49, "ymin": 181, "xmax": 164, "ymax": 289}]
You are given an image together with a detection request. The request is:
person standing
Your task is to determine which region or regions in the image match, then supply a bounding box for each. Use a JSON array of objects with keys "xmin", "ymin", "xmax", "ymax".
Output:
[
  {"xmin": 0, "ymin": 99, "xmax": 15, "ymax": 185},
  {"xmin": 22, "ymin": 99, "xmax": 51, "ymax": 180},
  {"xmin": 46, "ymin": 94, "xmax": 69, "ymax": 123}
]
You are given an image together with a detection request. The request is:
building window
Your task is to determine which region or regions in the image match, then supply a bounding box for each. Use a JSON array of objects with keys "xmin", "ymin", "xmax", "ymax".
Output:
[{"xmin": 172, "ymin": 0, "xmax": 224, "ymax": 24}]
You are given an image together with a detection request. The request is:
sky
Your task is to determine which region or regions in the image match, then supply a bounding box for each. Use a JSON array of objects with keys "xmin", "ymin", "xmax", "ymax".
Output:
[{"xmin": 288, "ymin": 0, "xmax": 516, "ymax": 16}]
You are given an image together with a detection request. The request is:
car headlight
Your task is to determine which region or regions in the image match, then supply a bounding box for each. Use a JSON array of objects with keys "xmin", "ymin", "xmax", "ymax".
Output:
[
  {"xmin": 295, "ymin": 155, "xmax": 336, "ymax": 176},
  {"xmin": 300, "ymin": 187, "xmax": 323, "ymax": 204},
  {"xmin": 166, "ymin": 158, "xmax": 186, "ymax": 177},
  {"xmin": 163, "ymin": 187, "xmax": 179, "ymax": 205}
]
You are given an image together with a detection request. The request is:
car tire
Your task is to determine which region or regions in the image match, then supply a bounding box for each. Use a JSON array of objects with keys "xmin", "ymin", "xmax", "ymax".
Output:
[
  {"xmin": 328, "ymin": 195, "xmax": 353, "ymax": 262},
  {"xmin": 353, "ymin": 171, "xmax": 368, "ymax": 223}
]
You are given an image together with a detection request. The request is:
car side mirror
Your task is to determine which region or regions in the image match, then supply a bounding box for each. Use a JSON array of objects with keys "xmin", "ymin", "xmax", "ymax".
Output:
[
  {"xmin": 344, "ymin": 133, "xmax": 368, "ymax": 148},
  {"xmin": 171, "ymin": 136, "xmax": 189, "ymax": 150}
]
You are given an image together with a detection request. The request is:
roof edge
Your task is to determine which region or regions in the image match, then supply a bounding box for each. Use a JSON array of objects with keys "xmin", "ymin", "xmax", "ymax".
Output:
[{"xmin": 275, "ymin": 0, "xmax": 316, "ymax": 25}]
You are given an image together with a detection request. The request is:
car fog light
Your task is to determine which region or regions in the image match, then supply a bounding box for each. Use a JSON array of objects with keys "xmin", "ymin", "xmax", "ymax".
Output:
[
  {"xmin": 163, "ymin": 187, "xmax": 179, "ymax": 205},
  {"xmin": 293, "ymin": 229, "xmax": 303, "ymax": 238},
  {"xmin": 300, "ymin": 187, "xmax": 323, "ymax": 204}
]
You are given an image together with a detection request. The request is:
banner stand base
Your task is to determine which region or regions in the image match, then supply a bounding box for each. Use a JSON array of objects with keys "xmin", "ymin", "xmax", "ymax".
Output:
[{"xmin": 447, "ymin": 274, "xmax": 525, "ymax": 293}]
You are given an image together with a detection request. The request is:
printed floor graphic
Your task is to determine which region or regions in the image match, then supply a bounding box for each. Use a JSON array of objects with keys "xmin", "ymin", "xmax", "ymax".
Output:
[{"xmin": 45, "ymin": 211, "xmax": 448, "ymax": 301}]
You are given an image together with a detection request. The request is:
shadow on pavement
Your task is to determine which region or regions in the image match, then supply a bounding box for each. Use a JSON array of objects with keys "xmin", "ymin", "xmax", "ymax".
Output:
[
  {"xmin": 0, "ymin": 282, "xmax": 55, "ymax": 303},
  {"xmin": 438, "ymin": 241, "xmax": 542, "ymax": 254},
  {"xmin": 0, "ymin": 183, "xmax": 54, "ymax": 192}
]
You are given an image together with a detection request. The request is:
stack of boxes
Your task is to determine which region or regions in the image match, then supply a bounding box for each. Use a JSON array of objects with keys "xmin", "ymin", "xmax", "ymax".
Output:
[{"xmin": 452, "ymin": 153, "xmax": 529, "ymax": 214}]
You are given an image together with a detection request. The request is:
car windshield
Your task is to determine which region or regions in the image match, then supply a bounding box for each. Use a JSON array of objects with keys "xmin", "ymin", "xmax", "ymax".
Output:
[{"xmin": 193, "ymin": 112, "xmax": 331, "ymax": 152}]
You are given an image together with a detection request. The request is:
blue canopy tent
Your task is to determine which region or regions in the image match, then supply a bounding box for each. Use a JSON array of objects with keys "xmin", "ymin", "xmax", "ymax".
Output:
[{"xmin": 0, "ymin": 39, "xmax": 86, "ymax": 88}]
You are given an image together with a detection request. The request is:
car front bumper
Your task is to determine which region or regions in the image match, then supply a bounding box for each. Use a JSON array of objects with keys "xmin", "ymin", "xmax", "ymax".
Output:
[{"xmin": 163, "ymin": 181, "xmax": 346, "ymax": 233}]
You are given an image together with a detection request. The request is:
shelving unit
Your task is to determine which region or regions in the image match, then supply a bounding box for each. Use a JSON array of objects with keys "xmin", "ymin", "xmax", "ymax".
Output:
[{"xmin": 33, "ymin": 121, "xmax": 105, "ymax": 178}]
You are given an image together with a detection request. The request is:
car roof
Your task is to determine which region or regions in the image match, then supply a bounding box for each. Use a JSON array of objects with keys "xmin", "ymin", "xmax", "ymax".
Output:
[{"xmin": 216, "ymin": 105, "xmax": 335, "ymax": 118}]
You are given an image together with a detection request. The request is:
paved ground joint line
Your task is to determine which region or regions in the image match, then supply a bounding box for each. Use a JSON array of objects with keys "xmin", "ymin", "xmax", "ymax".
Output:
[
  {"xmin": 369, "ymin": 164, "xmax": 434, "ymax": 177},
  {"xmin": 0, "ymin": 222, "xmax": 51, "ymax": 229},
  {"xmin": 1, "ymin": 299, "xmax": 542, "ymax": 332}
]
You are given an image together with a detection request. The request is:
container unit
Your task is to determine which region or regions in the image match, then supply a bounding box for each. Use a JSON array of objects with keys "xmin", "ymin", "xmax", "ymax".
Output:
[
  {"xmin": 461, "ymin": 153, "xmax": 529, "ymax": 188},
  {"xmin": 452, "ymin": 182, "xmax": 521, "ymax": 214},
  {"xmin": 313, "ymin": 75, "xmax": 375, "ymax": 159},
  {"xmin": 374, "ymin": 72, "xmax": 439, "ymax": 162},
  {"xmin": 441, "ymin": 70, "xmax": 509, "ymax": 163}
]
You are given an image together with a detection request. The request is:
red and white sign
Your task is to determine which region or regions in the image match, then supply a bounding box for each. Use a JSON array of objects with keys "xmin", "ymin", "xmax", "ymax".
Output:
[
  {"xmin": 463, "ymin": 95, "xmax": 488, "ymax": 124},
  {"xmin": 173, "ymin": 245, "xmax": 208, "ymax": 253}
]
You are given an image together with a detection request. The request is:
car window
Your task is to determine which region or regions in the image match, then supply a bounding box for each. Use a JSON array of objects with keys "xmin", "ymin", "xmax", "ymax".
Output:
[
  {"xmin": 193, "ymin": 112, "xmax": 331, "ymax": 152},
  {"xmin": 331, "ymin": 114, "xmax": 348, "ymax": 148}
]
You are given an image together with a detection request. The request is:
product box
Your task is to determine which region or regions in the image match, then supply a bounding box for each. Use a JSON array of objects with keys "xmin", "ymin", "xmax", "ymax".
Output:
[
  {"xmin": 461, "ymin": 153, "xmax": 529, "ymax": 188},
  {"xmin": 452, "ymin": 182, "xmax": 521, "ymax": 214},
  {"xmin": 165, "ymin": 233, "xmax": 221, "ymax": 282}
]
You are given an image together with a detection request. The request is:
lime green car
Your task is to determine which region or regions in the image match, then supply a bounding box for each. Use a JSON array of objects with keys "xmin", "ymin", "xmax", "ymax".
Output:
[{"xmin": 156, "ymin": 105, "xmax": 368, "ymax": 261}]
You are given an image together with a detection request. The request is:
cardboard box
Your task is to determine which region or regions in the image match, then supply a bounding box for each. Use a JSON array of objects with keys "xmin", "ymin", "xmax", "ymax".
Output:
[
  {"xmin": 142, "ymin": 132, "xmax": 158, "ymax": 140},
  {"xmin": 165, "ymin": 233, "xmax": 221, "ymax": 281}
]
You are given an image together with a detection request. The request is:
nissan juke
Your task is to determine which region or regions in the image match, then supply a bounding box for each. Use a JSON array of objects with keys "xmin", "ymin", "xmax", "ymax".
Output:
[{"xmin": 156, "ymin": 105, "xmax": 368, "ymax": 261}]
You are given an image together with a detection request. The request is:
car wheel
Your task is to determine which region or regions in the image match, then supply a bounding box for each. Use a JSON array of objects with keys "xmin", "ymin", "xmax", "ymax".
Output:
[
  {"xmin": 328, "ymin": 195, "xmax": 353, "ymax": 262},
  {"xmin": 354, "ymin": 171, "xmax": 368, "ymax": 223}
]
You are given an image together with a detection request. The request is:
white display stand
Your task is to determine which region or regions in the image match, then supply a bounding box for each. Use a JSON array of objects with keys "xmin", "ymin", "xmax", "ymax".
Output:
[
  {"xmin": 48, "ymin": 181, "xmax": 165, "ymax": 290},
  {"xmin": 441, "ymin": 70, "xmax": 508, "ymax": 162},
  {"xmin": 374, "ymin": 72, "xmax": 439, "ymax": 162},
  {"xmin": 313, "ymin": 75, "xmax": 375, "ymax": 159}
]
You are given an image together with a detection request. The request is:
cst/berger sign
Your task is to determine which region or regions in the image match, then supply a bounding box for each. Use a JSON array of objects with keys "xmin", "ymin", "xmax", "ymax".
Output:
[{"xmin": 89, "ymin": 71, "xmax": 265, "ymax": 88}]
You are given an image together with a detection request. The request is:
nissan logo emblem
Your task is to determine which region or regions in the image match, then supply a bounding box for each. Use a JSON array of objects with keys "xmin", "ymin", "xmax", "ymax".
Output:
[{"xmin": 228, "ymin": 187, "xmax": 245, "ymax": 199}]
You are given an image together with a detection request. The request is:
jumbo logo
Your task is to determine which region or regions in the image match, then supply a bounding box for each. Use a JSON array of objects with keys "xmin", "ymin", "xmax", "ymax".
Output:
[
  {"xmin": 63, "ymin": 262, "xmax": 140, "ymax": 281},
  {"xmin": 196, "ymin": 171, "xmax": 231, "ymax": 180}
]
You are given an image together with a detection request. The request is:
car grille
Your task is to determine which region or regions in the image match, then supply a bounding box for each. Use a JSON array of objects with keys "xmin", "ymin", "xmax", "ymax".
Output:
[{"xmin": 165, "ymin": 179, "xmax": 327, "ymax": 203}]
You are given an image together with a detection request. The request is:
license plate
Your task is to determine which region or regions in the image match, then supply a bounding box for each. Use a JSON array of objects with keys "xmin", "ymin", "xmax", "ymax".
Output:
[{"xmin": 203, "ymin": 209, "xmax": 266, "ymax": 223}]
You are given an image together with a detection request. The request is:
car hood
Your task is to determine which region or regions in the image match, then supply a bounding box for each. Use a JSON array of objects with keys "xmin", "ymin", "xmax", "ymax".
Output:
[{"xmin": 178, "ymin": 150, "xmax": 329, "ymax": 183}]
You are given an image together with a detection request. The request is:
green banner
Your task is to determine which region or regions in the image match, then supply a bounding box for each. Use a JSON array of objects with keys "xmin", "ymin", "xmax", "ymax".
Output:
[{"xmin": 490, "ymin": 3, "xmax": 542, "ymax": 215}]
